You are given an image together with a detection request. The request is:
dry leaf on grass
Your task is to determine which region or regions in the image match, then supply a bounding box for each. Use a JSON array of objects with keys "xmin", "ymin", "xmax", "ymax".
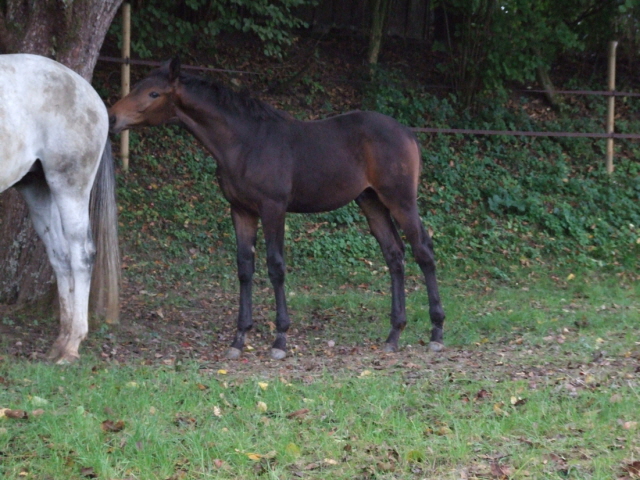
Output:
[
  {"xmin": 101, "ymin": 420, "xmax": 125, "ymax": 433},
  {"xmin": 1, "ymin": 409, "xmax": 28, "ymax": 419}
]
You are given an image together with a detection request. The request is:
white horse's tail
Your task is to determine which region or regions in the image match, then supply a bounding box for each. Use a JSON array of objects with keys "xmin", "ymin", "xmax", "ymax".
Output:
[{"xmin": 89, "ymin": 140, "xmax": 120, "ymax": 324}]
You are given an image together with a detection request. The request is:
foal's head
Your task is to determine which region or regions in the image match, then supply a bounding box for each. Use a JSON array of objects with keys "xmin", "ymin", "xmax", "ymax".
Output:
[{"xmin": 108, "ymin": 57, "xmax": 181, "ymax": 134}]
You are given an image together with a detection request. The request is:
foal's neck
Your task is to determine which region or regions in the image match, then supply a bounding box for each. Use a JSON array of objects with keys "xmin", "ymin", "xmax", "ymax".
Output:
[{"xmin": 174, "ymin": 91, "xmax": 257, "ymax": 165}]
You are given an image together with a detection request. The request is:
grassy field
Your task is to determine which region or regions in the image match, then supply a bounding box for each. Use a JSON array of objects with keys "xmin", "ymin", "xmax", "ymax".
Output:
[{"xmin": 1, "ymin": 266, "xmax": 639, "ymax": 480}]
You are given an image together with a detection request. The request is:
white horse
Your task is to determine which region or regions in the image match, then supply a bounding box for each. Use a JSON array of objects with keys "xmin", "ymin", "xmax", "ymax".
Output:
[{"xmin": 0, "ymin": 54, "xmax": 120, "ymax": 363}]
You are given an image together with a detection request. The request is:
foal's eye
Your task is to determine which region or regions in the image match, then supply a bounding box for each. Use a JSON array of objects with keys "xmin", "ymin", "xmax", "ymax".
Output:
[{"xmin": 149, "ymin": 91, "xmax": 160, "ymax": 99}]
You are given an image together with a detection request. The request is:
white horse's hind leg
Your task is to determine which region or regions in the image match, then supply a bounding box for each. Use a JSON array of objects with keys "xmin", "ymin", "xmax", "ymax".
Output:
[
  {"xmin": 16, "ymin": 176, "xmax": 94, "ymax": 363},
  {"xmin": 49, "ymin": 192, "xmax": 95, "ymax": 363}
]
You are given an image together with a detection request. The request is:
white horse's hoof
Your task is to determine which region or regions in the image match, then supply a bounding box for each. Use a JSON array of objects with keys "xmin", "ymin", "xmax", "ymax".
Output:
[
  {"xmin": 50, "ymin": 352, "xmax": 80, "ymax": 365},
  {"xmin": 429, "ymin": 341, "xmax": 444, "ymax": 352},
  {"xmin": 226, "ymin": 347, "xmax": 242, "ymax": 360},
  {"xmin": 270, "ymin": 348, "xmax": 286, "ymax": 360}
]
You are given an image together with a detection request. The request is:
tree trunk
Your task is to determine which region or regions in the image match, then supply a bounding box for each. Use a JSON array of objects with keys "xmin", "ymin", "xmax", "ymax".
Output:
[
  {"xmin": 0, "ymin": 0, "xmax": 122, "ymax": 314},
  {"xmin": 0, "ymin": 191, "xmax": 55, "ymax": 308},
  {"xmin": 367, "ymin": 0, "xmax": 393, "ymax": 67}
]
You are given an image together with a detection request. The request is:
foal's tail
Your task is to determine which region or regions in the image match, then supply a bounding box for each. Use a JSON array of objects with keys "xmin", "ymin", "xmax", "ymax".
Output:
[{"xmin": 89, "ymin": 140, "xmax": 120, "ymax": 323}]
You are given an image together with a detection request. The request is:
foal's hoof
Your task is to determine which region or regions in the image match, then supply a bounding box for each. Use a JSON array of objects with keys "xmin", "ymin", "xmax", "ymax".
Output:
[
  {"xmin": 382, "ymin": 343, "xmax": 398, "ymax": 353},
  {"xmin": 429, "ymin": 341, "xmax": 445, "ymax": 352},
  {"xmin": 226, "ymin": 347, "xmax": 242, "ymax": 360},
  {"xmin": 270, "ymin": 348, "xmax": 287, "ymax": 360}
]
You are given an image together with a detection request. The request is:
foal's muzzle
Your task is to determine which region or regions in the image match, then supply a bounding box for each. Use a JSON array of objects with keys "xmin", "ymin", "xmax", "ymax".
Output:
[{"xmin": 108, "ymin": 114, "xmax": 118, "ymax": 133}]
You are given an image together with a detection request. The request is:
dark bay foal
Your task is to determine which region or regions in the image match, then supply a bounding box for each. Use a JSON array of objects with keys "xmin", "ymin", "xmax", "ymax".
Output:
[{"xmin": 109, "ymin": 58, "xmax": 445, "ymax": 360}]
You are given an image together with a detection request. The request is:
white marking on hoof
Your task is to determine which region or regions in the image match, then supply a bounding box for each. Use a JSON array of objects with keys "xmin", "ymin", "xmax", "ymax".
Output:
[
  {"xmin": 382, "ymin": 343, "xmax": 398, "ymax": 353},
  {"xmin": 270, "ymin": 348, "xmax": 286, "ymax": 360},
  {"xmin": 429, "ymin": 341, "xmax": 445, "ymax": 352},
  {"xmin": 226, "ymin": 347, "xmax": 242, "ymax": 360}
]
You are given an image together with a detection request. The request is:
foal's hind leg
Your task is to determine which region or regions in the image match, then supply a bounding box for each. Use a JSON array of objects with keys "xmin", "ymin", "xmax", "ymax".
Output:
[
  {"xmin": 356, "ymin": 189, "xmax": 407, "ymax": 352},
  {"xmin": 227, "ymin": 208, "xmax": 259, "ymax": 359},
  {"xmin": 261, "ymin": 205, "xmax": 290, "ymax": 360},
  {"xmin": 387, "ymin": 203, "xmax": 445, "ymax": 351}
]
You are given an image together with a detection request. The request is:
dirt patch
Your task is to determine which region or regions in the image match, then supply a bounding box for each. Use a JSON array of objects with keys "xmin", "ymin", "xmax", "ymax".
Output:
[{"xmin": 2, "ymin": 278, "xmax": 637, "ymax": 395}]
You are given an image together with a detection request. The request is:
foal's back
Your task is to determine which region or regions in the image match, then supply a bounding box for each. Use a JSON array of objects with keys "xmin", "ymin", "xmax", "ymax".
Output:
[{"xmin": 284, "ymin": 110, "xmax": 421, "ymax": 214}]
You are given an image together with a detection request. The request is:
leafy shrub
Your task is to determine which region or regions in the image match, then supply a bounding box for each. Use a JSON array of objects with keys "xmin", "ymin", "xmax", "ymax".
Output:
[{"xmin": 110, "ymin": 0, "xmax": 313, "ymax": 59}]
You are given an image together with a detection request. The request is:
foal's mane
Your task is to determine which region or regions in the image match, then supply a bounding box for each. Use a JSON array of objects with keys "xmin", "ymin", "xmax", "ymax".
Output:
[{"xmin": 178, "ymin": 73, "xmax": 290, "ymax": 122}]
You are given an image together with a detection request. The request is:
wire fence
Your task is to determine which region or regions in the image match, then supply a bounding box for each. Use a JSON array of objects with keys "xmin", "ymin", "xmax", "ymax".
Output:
[{"xmin": 98, "ymin": 56, "xmax": 640, "ymax": 153}]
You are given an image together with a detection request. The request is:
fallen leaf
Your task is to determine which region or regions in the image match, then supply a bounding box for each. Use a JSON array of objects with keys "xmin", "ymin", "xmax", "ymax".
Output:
[
  {"xmin": 4, "ymin": 409, "xmax": 28, "ymax": 419},
  {"xmin": 285, "ymin": 442, "xmax": 301, "ymax": 457},
  {"xmin": 490, "ymin": 461, "xmax": 511, "ymax": 478},
  {"xmin": 406, "ymin": 449, "xmax": 425, "ymax": 463},
  {"xmin": 217, "ymin": 369, "xmax": 228, "ymax": 375},
  {"xmin": 610, "ymin": 394, "xmax": 623, "ymax": 403},
  {"xmin": 475, "ymin": 389, "xmax": 491, "ymax": 400},
  {"xmin": 101, "ymin": 419, "xmax": 125, "ymax": 432},
  {"xmin": 80, "ymin": 466, "xmax": 98, "ymax": 478},
  {"xmin": 246, "ymin": 450, "xmax": 276, "ymax": 461},
  {"xmin": 622, "ymin": 460, "xmax": 640, "ymax": 476},
  {"xmin": 286, "ymin": 408, "xmax": 310, "ymax": 419},
  {"xmin": 31, "ymin": 409, "xmax": 45, "ymax": 417},
  {"xmin": 257, "ymin": 401, "xmax": 267, "ymax": 412},
  {"xmin": 304, "ymin": 462, "xmax": 321, "ymax": 470},
  {"xmin": 493, "ymin": 402, "xmax": 508, "ymax": 416},
  {"xmin": 258, "ymin": 382, "xmax": 268, "ymax": 391}
]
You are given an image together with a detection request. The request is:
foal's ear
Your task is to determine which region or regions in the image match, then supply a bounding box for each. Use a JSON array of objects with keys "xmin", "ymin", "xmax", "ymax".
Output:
[{"xmin": 168, "ymin": 56, "xmax": 181, "ymax": 83}]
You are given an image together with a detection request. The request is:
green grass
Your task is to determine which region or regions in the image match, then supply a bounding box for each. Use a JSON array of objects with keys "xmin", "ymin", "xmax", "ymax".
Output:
[{"xmin": 2, "ymin": 269, "xmax": 639, "ymax": 480}]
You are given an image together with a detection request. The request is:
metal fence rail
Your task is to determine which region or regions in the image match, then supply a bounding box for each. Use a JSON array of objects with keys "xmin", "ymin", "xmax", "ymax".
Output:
[{"xmin": 411, "ymin": 127, "xmax": 640, "ymax": 140}]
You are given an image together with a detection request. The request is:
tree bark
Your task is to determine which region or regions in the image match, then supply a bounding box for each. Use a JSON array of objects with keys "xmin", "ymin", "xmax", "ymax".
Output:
[
  {"xmin": 367, "ymin": 0, "xmax": 393, "ymax": 67},
  {"xmin": 0, "ymin": 0, "xmax": 122, "ymax": 313}
]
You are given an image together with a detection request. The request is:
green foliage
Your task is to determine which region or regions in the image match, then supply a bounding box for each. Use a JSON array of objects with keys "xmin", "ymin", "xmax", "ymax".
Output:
[
  {"xmin": 116, "ymin": 126, "xmax": 236, "ymax": 285},
  {"xmin": 484, "ymin": 0, "xmax": 583, "ymax": 89},
  {"xmin": 110, "ymin": 0, "xmax": 313, "ymax": 59},
  {"xmin": 363, "ymin": 70, "xmax": 640, "ymax": 272},
  {"xmin": 434, "ymin": 0, "xmax": 627, "ymax": 105}
]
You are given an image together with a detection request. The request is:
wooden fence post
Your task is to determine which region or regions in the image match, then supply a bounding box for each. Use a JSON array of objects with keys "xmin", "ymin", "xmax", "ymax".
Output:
[
  {"xmin": 120, "ymin": 3, "xmax": 131, "ymax": 172},
  {"xmin": 606, "ymin": 40, "xmax": 618, "ymax": 174}
]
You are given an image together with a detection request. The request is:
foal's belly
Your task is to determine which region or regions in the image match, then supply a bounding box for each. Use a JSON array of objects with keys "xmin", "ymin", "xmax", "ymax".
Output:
[{"xmin": 287, "ymin": 178, "xmax": 368, "ymax": 213}]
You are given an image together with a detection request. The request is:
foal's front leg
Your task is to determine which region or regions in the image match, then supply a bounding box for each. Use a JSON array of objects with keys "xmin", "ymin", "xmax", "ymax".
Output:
[
  {"xmin": 261, "ymin": 207, "xmax": 290, "ymax": 360},
  {"xmin": 227, "ymin": 208, "xmax": 259, "ymax": 359}
]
